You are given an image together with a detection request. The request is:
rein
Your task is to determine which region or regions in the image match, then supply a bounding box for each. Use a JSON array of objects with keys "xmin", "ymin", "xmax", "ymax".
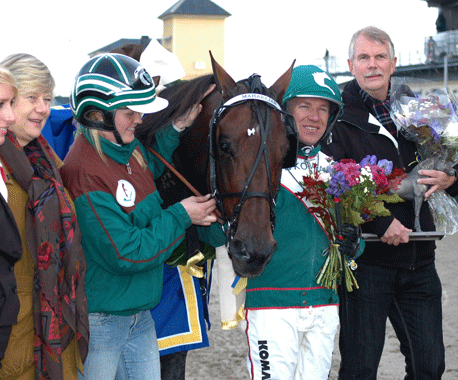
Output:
[
  {"xmin": 148, "ymin": 146, "xmax": 223, "ymax": 221},
  {"xmin": 148, "ymin": 146, "xmax": 202, "ymax": 197}
]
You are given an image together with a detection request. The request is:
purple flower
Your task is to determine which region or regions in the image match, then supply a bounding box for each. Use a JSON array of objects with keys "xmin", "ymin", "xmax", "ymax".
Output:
[
  {"xmin": 377, "ymin": 159, "xmax": 393, "ymax": 175},
  {"xmin": 325, "ymin": 171, "xmax": 350, "ymax": 198},
  {"xmin": 360, "ymin": 155, "xmax": 377, "ymax": 167},
  {"xmin": 361, "ymin": 213, "xmax": 370, "ymax": 221}
]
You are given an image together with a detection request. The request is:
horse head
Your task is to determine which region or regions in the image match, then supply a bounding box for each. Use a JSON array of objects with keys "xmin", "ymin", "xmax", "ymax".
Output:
[
  {"xmin": 208, "ymin": 53, "xmax": 295, "ymax": 277},
  {"xmin": 135, "ymin": 47, "xmax": 296, "ymax": 277}
]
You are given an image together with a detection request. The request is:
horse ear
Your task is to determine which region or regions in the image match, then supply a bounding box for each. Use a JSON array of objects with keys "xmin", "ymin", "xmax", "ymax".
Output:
[
  {"xmin": 152, "ymin": 75, "xmax": 160, "ymax": 87},
  {"xmin": 210, "ymin": 51, "xmax": 237, "ymax": 100},
  {"xmin": 269, "ymin": 60, "xmax": 296, "ymax": 105},
  {"xmin": 110, "ymin": 43, "xmax": 143, "ymax": 62}
]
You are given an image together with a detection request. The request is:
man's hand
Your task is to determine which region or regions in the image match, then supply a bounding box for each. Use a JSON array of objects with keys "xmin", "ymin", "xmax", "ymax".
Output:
[
  {"xmin": 380, "ymin": 218, "xmax": 412, "ymax": 246},
  {"xmin": 180, "ymin": 194, "xmax": 218, "ymax": 226},
  {"xmin": 417, "ymin": 169, "xmax": 456, "ymax": 199}
]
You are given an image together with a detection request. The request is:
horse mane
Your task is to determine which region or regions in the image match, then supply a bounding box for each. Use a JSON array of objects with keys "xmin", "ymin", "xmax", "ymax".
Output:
[
  {"xmin": 110, "ymin": 43, "xmax": 144, "ymax": 61},
  {"xmin": 135, "ymin": 74, "xmax": 216, "ymax": 148}
]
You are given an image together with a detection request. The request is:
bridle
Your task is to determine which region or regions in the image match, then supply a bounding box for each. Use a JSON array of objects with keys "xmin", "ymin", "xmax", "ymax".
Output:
[{"xmin": 208, "ymin": 74, "xmax": 297, "ymax": 243}]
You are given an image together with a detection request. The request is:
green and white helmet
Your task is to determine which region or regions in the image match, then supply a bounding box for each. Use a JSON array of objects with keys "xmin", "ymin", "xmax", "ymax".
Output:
[
  {"xmin": 70, "ymin": 53, "xmax": 168, "ymax": 136},
  {"xmin": 283, "ymin": 65, "xmax": 343, "ymax": 143}
]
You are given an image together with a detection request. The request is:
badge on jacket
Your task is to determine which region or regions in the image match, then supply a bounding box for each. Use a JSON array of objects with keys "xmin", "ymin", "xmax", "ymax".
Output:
[{"xmin": 116, "ymin": 180, "xmax": 136, "ymax": 207}]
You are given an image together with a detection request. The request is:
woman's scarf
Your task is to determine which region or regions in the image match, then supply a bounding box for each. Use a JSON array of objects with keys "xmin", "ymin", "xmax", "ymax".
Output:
[{"xmin": 0, "ymin": 132, "xmax": 89, "ymax": 380}]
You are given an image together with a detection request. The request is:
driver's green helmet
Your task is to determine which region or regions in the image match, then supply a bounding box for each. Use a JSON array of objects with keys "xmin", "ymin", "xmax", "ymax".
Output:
[
  {"xmin": 283, "ymin": 65, "xmax": 343, "ymax": 125},
  {"xmin": 70, "ymin": 53, "xmax": 168, "ymax": 132}
]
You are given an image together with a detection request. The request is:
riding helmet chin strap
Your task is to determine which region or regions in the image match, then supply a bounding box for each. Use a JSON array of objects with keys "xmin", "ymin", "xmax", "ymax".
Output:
[
  {"xmin": 112, "ymin": 129, "xmax": 126, "ymax": 146},
  {"xmin": 105, "ymin": 111, "xmax": 126, "ymax": 146},
  {"xmin": 82, "ymin": 110, "xmax": 127, "ymax": 146}
]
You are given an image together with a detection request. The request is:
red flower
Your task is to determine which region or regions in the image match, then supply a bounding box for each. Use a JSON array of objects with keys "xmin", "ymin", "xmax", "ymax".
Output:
[
  {"xmin": 372, "ymin": 172, "xmax": 389, "ymax": 188},
  {"xmin": 340, "ymin": 158, "xmax": 357, "ymax": 164}
]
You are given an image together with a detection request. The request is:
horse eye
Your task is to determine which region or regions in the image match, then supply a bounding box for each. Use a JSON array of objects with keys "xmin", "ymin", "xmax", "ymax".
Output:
[{"xmin": 219, "ymin": 140, "xmax": 231, "ymax": 154}]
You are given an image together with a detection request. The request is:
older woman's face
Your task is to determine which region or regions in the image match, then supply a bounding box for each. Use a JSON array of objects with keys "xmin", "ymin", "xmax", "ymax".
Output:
[
  {"xmin": 11, "ymin": 91, "xmax": 51, "ymax": 147},
  {"xmin": 0, "ymin": 83, "xmax": 16, "ymax": 145}
]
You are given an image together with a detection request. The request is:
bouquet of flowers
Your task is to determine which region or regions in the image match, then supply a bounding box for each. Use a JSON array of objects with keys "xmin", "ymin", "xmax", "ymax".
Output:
[
  {"xmin": 390, "ymin": 82, "xmax": 458, "ymax": 234},
  {"xmin": 390, "ymin": 83, "xmax": 458, "ymax": 167},
  {"xmin": 296, "ymin": 155, "xmax": 405, "ymax": 292}
]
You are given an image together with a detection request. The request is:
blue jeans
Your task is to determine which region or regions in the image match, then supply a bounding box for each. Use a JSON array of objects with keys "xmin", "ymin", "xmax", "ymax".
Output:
[
  {"xmin": 338, "ymin": 262, "xmax": 445, "ymax": 380},
  {"xmin": 79, "ymin": 310, "xmax": 160, "ymax": 380}
]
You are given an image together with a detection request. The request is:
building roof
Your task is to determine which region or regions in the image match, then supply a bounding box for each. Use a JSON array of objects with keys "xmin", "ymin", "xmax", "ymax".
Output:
[
  {"xmin": 423, "ymin": 0, "xmax": 458, "ymax": 8},
  {"xmin": 89, "ymin": 36, "xmax": 151, "ymax": 57},
  {"xmin": 158, "ymin": 0, "xmax": 231, "ymax": 19}
]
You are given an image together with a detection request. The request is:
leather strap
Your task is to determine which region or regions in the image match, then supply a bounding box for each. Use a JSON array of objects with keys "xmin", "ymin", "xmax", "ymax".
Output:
[{"xmin": 148, "ymin": 146, "xmax": 223, "ymax": 222}]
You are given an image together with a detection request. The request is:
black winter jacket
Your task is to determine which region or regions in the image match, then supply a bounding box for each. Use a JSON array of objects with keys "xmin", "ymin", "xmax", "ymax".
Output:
[
  {"xmin": 0, "ymin": 192, "xmax": 21, "ymax": 365},
  {"xmin": 322, "ymin": 79, "xmax": 458, "ymax": 269}
]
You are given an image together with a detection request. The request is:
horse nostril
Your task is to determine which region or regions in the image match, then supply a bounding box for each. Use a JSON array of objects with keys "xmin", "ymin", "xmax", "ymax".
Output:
[{"xmin": 230, "ymin": 239, "xmax": 250, "ymax": 259}]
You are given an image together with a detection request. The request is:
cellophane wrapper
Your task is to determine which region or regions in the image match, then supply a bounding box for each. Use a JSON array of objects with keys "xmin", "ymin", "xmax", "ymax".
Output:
[{"xmin": 390, "ymin": 81, "xmax": 458, "ymax": 234}]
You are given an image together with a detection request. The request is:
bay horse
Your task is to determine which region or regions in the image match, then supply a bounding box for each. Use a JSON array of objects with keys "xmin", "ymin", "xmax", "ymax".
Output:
[{"xmin": 136, "ymin": 53, "xmax": 297, "ymax": 278}]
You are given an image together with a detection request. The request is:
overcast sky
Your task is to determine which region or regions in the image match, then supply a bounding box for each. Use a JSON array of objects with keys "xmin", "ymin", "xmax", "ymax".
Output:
[{"xmin": 0, "ymin": 0, "xmax": 439, "ymax": 96}]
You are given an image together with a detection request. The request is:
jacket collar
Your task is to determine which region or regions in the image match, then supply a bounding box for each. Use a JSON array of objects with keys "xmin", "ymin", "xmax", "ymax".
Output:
[
  {"xmin": 81, "ymin": 127, "xmax": 139, "ymax": 165},
  {"xmin": 339, "ymin": 80, "xmax": 398, "ymax": 149},
  {"xmin": 298, "ymin": 144, "xmax": 321, "ymax": 159}
]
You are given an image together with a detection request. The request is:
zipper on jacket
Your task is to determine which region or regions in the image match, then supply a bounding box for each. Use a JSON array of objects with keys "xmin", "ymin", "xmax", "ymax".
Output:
[{"xmin": 126, "ymin": 162, "xmax": 132, "ymax": 175}]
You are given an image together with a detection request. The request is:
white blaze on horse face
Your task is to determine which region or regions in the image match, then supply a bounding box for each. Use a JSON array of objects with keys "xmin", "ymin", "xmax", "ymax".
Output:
[{"xmin": 247, "ymin": 128, "xmax": 256, "ymax": 136}]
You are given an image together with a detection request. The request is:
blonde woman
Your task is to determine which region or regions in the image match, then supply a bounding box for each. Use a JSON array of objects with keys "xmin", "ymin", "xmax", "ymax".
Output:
[
  {"xmin": 60, "ymin": 53, "xmax": 222, "ymax": 380},
  {"xmin": 0, "ymin": 54, "xmax": 89, "ymax": 380},
  {"xmin": 0, "ymin": 66, "xmax": 16, "ymax": 145},
  {"xmin": 0, "ymin": 65, "xmax": 22, "ymax": 370}
]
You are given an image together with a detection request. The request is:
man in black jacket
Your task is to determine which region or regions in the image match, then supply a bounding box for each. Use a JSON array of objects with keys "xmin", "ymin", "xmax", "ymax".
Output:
[{"xmin": 322, "ymin": 26, "xmax": 458, "ymax": 380}]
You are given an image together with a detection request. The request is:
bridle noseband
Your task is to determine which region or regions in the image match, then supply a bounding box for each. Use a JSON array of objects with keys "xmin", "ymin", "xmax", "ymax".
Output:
[{"xmin": 208, "ymin": 75, "xmax": 295, "ymax": 244}]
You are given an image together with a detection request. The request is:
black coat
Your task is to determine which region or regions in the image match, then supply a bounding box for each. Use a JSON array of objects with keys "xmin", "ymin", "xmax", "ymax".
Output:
[
  {"xmin": 322, "ymin": 79, "xmax": 458, "ymax": 269},
  {"xmin": 0, "ymin": 192, "xmax": 22, "ymax": 364}
]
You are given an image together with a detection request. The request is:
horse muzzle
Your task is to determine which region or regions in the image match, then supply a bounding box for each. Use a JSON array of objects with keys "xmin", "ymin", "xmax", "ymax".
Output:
[{"xmin": 228, "ymin": 237, "xmax": 277, "ymax": 278}]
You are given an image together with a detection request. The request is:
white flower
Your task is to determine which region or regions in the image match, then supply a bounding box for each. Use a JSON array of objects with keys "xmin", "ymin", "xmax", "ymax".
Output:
[
  {"xmin": 318, "ymin": 172, "xmax": 331, "ymax": 183},
  {"xmin": 360, "ymin": 166, "xmax": 373, "ymax": 180},
  {"xmin": 443, "ymin": 121, "xmax": 458, "ymax": 141}
]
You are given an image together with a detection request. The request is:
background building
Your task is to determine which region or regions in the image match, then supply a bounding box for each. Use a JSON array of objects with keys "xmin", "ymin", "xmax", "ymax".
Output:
[
  {"xmin": 158, "ymin": 0, "xmax": 230, "ymax": 80},
  {"xmin": 89, "ymin": 0, "xmax": 457, "ymax": 97},
  {"xmin": 88, "ymin": 0, "xmax": 230, "ymax": 81}
]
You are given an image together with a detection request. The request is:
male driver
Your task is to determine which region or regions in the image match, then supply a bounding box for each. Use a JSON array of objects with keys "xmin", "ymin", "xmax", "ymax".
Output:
[{"xmin": 244, "ymin": 65, "xmax": 362, "ymax": 380}]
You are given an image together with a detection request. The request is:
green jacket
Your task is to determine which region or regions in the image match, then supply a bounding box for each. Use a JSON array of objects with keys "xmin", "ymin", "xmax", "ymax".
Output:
[
  {"xmin": 246, "ymin": 147, "xmax": 364, "ymax": 309},
  {"xmin": 61, "ymin": 126, "xmax": 224, "ymax": 315}
]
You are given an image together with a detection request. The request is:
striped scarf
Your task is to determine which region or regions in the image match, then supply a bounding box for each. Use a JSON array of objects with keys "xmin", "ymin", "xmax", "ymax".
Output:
[{"xmin": 357, "ymin": 82, "xmax": 398, "ymax": 136}]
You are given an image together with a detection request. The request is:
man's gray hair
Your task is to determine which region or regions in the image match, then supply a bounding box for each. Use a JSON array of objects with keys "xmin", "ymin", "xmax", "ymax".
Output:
[{"xmin": 348, "ymin": 26, "xmax": 395, "ymax": 61}]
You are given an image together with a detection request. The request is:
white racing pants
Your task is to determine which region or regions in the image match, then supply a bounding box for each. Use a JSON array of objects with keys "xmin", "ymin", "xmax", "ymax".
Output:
[{"xmin": 245, "ymin": 306, "xmax": 339, "ymax": 380}]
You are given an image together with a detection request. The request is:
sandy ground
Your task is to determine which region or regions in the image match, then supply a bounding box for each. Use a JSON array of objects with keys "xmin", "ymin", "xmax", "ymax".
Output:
[{"xmin": 185, "ymin": 233, "xmax": 458, "ymax": 380}]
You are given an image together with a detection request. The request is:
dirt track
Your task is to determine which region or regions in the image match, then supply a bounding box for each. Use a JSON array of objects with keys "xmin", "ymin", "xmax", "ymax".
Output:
[{"xmin": 186, "ymin": 234, "xmax": 458, "ymax": 379}]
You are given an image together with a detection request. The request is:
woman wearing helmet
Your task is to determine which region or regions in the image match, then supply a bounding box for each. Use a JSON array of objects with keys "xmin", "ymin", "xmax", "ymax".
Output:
[
  {"xmin": 60, "ymin": 54, "xmax": 222, "ymax": 380},
  {"xmin": 244, "ymin": 65, "xmax": 363, "ymax": 380}
]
